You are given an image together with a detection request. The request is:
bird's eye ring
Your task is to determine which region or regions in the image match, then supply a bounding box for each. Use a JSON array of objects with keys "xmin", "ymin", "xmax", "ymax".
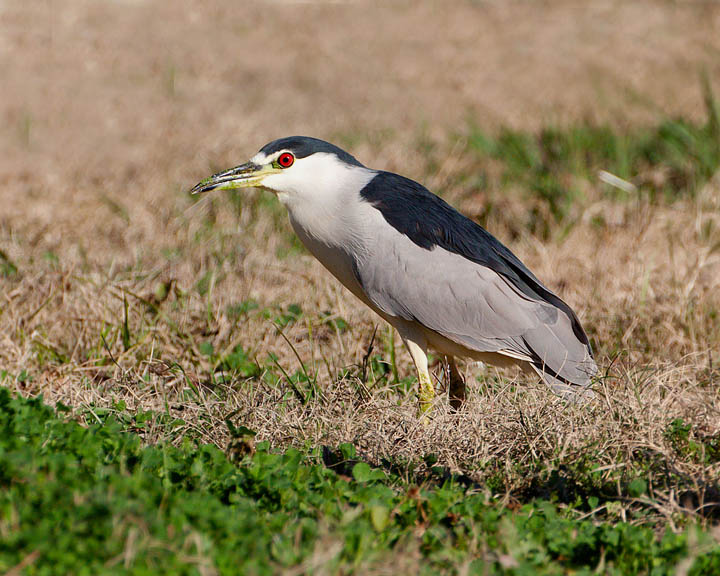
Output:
[{"xmin": 277, "ymin": 152, "xmax": 294, "ymax": 168}]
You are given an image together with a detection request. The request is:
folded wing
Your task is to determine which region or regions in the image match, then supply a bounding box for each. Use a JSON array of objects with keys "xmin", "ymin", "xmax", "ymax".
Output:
[{"xmin": 356, "ymin": 172, "xmax": 597, "ymax": 397}]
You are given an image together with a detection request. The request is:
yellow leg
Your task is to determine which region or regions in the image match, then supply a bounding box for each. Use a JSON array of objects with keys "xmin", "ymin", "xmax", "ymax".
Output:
[
  {"xmin": 448, "ymin": 356, "xmax": 466, "ymax": 411},
  {"xmin": 404, "ymin": 336, "xmax": 434, "ymax": 414}
]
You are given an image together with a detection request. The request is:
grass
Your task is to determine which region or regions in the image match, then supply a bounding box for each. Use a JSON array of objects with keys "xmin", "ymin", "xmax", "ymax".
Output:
[
  {"xmin": 458, "ymin": 81, "xmax": 720, "ymax": 237},
  {"xmin": 1, "ymin": 111, "xmax": 720, "ymax": 572},
  {"xmin": 1, "ymin": 389, "xmax": 719, "ymax": 575},
  {"xmin": 4, "ymin": 1, "xmax": 720, "ymax": 570}
]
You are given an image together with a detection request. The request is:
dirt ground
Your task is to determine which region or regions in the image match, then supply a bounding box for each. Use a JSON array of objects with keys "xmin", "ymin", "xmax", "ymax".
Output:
[{"xmin": 1, "ymin": 0, "xmax": 720, "ymax": 520}]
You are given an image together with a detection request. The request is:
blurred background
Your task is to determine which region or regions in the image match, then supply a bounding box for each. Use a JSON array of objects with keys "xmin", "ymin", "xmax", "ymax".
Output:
[{"xmin": 3, "ymin": 0, "xmax": 720, "ymax": 247}]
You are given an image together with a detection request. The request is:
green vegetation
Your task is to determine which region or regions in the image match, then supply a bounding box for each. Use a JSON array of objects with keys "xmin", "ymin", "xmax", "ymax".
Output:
[
  {"xmin": 460, "ymin": 85, "xmax": 720, "ymax": 235},
  {"xmin": 1, "ymin": 389, "xmax": 718, "ymax": 575}
]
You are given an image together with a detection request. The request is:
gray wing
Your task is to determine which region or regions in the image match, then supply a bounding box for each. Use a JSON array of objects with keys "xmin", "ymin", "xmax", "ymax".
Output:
[{"xmin": 354, "ymin": 224, "xmax": 597, "ymax": 396}]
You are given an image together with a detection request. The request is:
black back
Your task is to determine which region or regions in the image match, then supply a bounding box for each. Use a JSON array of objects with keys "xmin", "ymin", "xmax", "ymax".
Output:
[
  {"xmin": 259, "ymin": 136, "xmax": 365, "ymax": 167},
  {"xmin": 359, "ymin": 171, "xmax": 591, "ymax": 347}
]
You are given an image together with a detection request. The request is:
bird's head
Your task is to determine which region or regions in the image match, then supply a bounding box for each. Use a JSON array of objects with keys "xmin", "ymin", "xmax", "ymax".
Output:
[{"xmin": 190, "ymin": 136, "xmax": 368, "ymax": 205}]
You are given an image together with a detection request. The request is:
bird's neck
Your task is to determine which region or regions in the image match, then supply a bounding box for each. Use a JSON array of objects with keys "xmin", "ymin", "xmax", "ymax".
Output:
[{"xmin": 279, "ymin": 167, "xmax": 376, "ymax": 252}]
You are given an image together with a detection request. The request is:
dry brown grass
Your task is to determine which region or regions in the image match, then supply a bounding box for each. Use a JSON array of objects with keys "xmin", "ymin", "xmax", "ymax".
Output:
[
  {"xmin": 2, "ymin": 157, "xmax": 718, "ymax": 526},
  {"xmin": 1, "ymin": 0, "xmax": 720, "ymax": 530}
]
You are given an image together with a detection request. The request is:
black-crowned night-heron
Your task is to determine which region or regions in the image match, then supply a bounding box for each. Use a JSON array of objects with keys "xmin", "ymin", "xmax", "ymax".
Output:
[{"xmin": 191, "ymin": 136, "xmax": 597, "ymax": 411}]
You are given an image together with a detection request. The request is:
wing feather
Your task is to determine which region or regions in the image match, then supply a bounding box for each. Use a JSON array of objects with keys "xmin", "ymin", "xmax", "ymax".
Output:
[{"xmin": 355, "ymin": 174, "xmax": 597, "ymax": 394}]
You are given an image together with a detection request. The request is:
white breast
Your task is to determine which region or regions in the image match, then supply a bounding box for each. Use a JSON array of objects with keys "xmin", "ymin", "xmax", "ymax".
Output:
[
  {"xmin": 288, "ymin": 216, "xmax": 369, "ymax": 302},
  {"xmin": 274, "ymin": 158, "xmax": 379, "ymax": 307}
]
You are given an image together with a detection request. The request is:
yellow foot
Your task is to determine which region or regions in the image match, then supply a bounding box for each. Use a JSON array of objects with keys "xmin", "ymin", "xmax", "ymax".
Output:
[{"xmin": 418, "ymin": 373, "xmax": 435, "ymax": 417}]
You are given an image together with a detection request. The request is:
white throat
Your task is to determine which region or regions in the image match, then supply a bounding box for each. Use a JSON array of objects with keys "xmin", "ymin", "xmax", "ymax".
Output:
[{"xmin": 258, "ymin": 153, "xmax": 377, "ymax": 250}]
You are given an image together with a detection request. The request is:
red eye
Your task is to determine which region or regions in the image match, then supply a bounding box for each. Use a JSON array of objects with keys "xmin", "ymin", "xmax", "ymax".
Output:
[{"xmin": 277, "ymin": 152, "xmax": 294, "ymax": 168}]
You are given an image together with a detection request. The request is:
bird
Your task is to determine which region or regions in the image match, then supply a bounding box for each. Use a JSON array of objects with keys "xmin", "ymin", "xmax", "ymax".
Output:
[{"xmin": 190, "ymin": 136, "xmax": 597, "ymax": 412}]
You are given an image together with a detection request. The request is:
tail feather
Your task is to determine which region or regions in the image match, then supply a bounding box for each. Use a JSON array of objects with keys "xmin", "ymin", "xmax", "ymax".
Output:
[
  {"xmin": 531, "ymin": 358, "xmax": 597, "ymax": 402},
  {"xmin": 520, "ymin": 311, "xmax": 598, "ymax": 402}
]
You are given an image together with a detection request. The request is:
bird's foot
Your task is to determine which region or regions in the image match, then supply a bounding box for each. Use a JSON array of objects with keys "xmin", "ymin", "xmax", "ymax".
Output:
[
  {"xmin": 448, "ymin": 363, "xmax": 466, "ymax": 412},
  {"xmin": 449, "ymin": 380, "xmax": 466, "ymax": 411},
  {"xmin": 417, "ymin": 373, "xmax": 435, "ymax": 418}
]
